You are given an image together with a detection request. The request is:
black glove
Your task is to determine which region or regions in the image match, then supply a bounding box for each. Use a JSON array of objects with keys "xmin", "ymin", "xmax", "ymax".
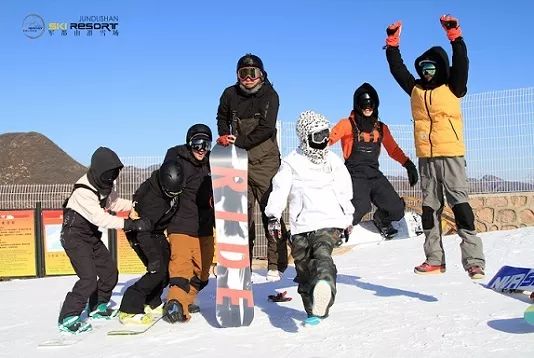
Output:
[
  {"xmin": 335, "ymin": 225, "xmax": 353, "ymax": 247},
  {"xmin": 403, "ymin": 159, "xmax": 419, "ymax": 187},
  {"xmin": 267, "ymin": 217, "xmax": 281, "ymax": 239},
  {"xmin": 123, "ymin": 217, "xmax": 152, "ymax": 232}
]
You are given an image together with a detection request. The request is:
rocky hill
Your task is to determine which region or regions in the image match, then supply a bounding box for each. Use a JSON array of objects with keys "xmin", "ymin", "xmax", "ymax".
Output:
[{"xmin": 0, "ymin": 132, "xmax": 87, "ymax": 185}]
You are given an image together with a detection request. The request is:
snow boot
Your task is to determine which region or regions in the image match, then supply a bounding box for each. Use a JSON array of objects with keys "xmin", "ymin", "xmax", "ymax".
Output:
[
  {"xmin": 163, "ymin": 299, "xmax": 186, "ymax": 323},
  {"xmin": 89, "ymin": 303, "xmax": 118, "ymax": 320},
  {"xmin": 266, "ymin": 269, "xmax": 281, "ymax": 282},
  {"xmin": 467, "ymin": 265, "xmax": 485, "ymax": 279},
  {"xmin": 414, "ymin": 262, "xmax": 446, "ymax": 275},
  {"xmin": 188, "ymin": 304, "xmax": 200, "ymax": 314},
  {"xmin": 58, "ymin": 315, "xmax": 92, "ymax": 334},
  {"xmin": 144, "ymin": 303, "xmax": 164, "ymax": 317},
  {"xmin": 311, "ymin": 280, "xmax": 332, "ymax": 318},
  {"xmin": 118, "ymin": 311, "xmax": 154, "ymax": 325}
]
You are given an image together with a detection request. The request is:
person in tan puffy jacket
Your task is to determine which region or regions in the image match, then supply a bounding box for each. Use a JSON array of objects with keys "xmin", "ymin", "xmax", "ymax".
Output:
[{"xmin": 384, "ymin": 15, "xmax": 485, "ymax": 279}]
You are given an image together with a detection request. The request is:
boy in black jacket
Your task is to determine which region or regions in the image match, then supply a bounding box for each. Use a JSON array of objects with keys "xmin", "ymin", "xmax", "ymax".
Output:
[{"xmin": 118, "ymin": 160, "xmax": 185, "ymax": 324}]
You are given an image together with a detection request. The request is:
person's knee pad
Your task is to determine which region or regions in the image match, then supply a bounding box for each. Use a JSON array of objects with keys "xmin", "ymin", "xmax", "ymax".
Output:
[
  {"xmin": 190, "ymin": 276, "xmax": 209, "ymax": 292},
  {"xmin": 451, "ymin": 202, "xmax": 476, "ymax": 231},
  {"xmin": 169, "ymin": 277, "xmax": 190, "ymax": 293},
  {"xmin": 422, "ymin": 206, "xmax": 435, "ymax": 230}
]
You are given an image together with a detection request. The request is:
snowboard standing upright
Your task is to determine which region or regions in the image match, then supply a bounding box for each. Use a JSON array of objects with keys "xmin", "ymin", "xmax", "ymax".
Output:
[{"xmin": 210, "ymin": 143, "xmax": 254, "ymax": 327}]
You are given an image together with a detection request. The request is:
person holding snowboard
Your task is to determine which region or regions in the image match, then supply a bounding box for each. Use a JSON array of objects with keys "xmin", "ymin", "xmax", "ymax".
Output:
[
  {"xmin": 58, "ymin": 147, "xmax": 152, "ymax": 333},
  {"xmin": 384, "ymin": 14, "xmax": 485, "ymax": 278},
  {"xmin": 215, "ymin": 53, "xmax": 288, "ymax": 282},
  {"xmin": 329, "ymin": 82, "xmax": 418, "ymax": 238},
  {"xmin": 265, "ymin": 110, "xmax": 354, "ymax": 324},
  {"xmin": 162, "ymin": 124, "xmax": 215, "ymax": 323},
  {"xmin": 118, "ymin": 160, "xmax": 185, "ymax": 325}
]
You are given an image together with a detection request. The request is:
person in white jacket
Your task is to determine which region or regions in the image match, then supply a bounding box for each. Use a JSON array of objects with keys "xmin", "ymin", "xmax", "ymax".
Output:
[
  {"xmin": 265, "ymin": 111, "xmax": 354, "ymax": 324},
  {"xmin": 58, "ymin": 147, "xmax": 151, "ymax": 334}
]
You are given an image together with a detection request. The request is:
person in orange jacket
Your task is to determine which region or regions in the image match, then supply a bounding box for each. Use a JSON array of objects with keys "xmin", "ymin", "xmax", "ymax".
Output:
[{"xmin": 330, "ymin": 82, "xmax": 418, "ymax": 238}]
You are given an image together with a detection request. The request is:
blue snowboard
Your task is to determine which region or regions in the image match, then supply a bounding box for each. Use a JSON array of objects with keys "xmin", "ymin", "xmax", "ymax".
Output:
[{"xmin": 486, "ymin": 265, "xmax": 534, "ymax": 292}]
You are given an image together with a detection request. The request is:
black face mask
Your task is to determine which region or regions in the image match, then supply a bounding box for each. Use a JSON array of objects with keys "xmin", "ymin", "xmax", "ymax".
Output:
[
  {"xmin": 100, "ymin": 168, "xmax": 121, "ymax": 186},
  {"xmin": 88, "ymin": 167, "xmax": 119, "ymax": 196}
]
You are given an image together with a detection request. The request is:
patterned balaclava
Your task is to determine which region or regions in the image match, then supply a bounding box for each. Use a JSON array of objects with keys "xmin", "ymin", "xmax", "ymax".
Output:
[{"xmin": 296, "ymin": 110, "xmax": 330, "ymax": 165}]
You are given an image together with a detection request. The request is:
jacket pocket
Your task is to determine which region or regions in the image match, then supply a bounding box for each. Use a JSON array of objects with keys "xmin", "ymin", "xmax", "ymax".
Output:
[{"xmin": 448, "ymin": 119, "xmax": 459, "ymax": 141}]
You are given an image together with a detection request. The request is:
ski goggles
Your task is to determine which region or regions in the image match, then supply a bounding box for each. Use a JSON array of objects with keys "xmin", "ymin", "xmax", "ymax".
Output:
[
  {"xmin": 309, "ymin": 128, "xmax": 330, "ymax": 145},
  {"xmin": 237, "ymin": 67, "xmax": 263, "ymax": 81},
  {"xmin": 357, "ymin": 97, "xmax": 375, "ymax": 111},
  {"xmin": 419, "ymin": 60, "xmax": 437, "ymax": 76},
  {"xmin": 189, "ymin": 138, "xmax": 211, "ymax": 152}
]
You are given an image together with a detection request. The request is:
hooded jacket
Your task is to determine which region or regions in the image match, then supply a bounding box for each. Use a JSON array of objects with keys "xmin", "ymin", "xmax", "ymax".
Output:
[
  {"xmin": 265, "ymin": 150, "xmax": 354, "ymax": 235},
  {"xmin": 132, "ymin": 170, "xmax": 180, "ymax": 234},
  {"xmin": 330, "ymin": 83, "xmax": 409, "ymax": 178},
  {"xmin": 216, "ymin": 81, "xmax": 280, "ymax": 164},
  {"xmin": 63, "ymin": 148, "xmax": 132, "ymax": 239},
  {"xmin": 164, "ymin": 145, "xmax": 214, "ymax": 237},
  {"xmin": 386, "ymin": 38, "xmax": 469, "ymax": 158}
]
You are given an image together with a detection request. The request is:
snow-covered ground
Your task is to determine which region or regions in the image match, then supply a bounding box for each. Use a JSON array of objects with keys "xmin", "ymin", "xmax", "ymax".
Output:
[{"xmin": 1, "ymin": 227, "xmax": 533, "ymax": 358}]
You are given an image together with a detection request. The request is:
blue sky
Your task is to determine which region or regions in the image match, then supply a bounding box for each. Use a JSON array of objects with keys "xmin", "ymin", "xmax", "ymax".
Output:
[{"xmin": 1, "ymin": 0, "xmax": 533, "ymax": 165}]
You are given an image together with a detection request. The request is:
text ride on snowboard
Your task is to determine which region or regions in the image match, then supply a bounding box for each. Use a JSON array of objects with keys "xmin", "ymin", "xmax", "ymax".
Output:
[{"xmin": 211, "ymin": 144, "xmax": 254, "ymax": 327}]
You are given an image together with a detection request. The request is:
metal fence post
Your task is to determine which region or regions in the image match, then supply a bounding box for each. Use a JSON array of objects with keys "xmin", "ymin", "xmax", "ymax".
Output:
[{"xmin": 34, "ymin": 201, "xmax": 44, "ymax": 277}]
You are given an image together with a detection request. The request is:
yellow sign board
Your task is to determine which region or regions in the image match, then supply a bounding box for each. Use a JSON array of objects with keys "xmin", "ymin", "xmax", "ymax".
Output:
[
  {"xmin": 42, "ymin": 210, "xmax": 75, "ymax": 275},
  {"xmin": 0, "ymin": 210, "xmax": 36, "ymax": 277}
]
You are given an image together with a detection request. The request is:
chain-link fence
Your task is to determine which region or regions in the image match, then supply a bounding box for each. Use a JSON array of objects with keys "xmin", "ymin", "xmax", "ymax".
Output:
[{"xmin": 1, "ymin": 87, "xmax": 533, "ymax": 258}]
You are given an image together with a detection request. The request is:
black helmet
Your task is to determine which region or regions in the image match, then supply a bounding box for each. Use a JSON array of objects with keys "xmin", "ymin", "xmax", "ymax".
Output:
[
  {"xmin": 158, "ymin": 160, "xmax": 184, "ymax": 197},
  {"xmin": 236, "ymin": 53, "xmax": 264, "ymax": 72},
  {"xmin": 186, "ymin": 123, "xmax": 213, "ymax": 144}
]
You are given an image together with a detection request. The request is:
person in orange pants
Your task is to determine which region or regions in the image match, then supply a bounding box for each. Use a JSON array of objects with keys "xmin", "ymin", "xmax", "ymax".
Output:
[
  {"xmin": 166, "ymin": 234, "xmax": 214, "ymax": 320},
  {"xmin": 162, "ymin": 124, "xmax": 215, "ymax": 322}
]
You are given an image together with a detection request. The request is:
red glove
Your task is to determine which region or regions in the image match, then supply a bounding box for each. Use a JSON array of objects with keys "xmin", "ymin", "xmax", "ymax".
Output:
[
  {"xmin": 440, "ymin": 14, "xmax": 462, "ymax": 41},
  {"xmin": 216, "ymin": 135, "xmax": 232, "ymax": 147},
  {"xmin": 385, "ymin": 21, "xmax": 402, "ymax": 47}
]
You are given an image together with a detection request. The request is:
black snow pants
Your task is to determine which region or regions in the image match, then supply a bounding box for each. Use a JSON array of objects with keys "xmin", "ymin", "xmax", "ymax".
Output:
[
  {"xmin": 351, "ymin": 172, "xmax": 405, "ymax": 226},
  {"xmin": 119, "ymin": 234, "xmax": 171, "ymax": 314},
  {"xmin": 248, "ymin": 156, "xmax": 288, "ymax": 272},
  {"xmin": 58, "ymin": 230, "xmax": 118, "ymax": 323}
]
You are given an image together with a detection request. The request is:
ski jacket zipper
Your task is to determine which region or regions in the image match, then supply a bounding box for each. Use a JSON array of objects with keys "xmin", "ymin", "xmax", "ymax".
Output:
[{"xmin": 424, "ymin": 89, "xmax": 434, "ymax": 158}]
